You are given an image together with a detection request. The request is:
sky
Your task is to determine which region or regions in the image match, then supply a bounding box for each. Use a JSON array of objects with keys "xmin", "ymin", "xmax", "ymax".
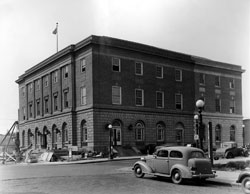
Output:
[{"xmin": 0, "ymin": 0, "xmax": 249, "ymax": 135}]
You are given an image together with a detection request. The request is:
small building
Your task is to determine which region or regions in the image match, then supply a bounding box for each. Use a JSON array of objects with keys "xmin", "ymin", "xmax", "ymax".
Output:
[{"xmin": 16, "ymin": 35, "xmax": 244, "ymax": 154}]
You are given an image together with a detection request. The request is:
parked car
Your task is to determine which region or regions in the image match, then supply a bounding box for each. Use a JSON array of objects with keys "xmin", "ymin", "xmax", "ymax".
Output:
[
  {"xmin": 132, "ymin": 146, "xmax": 216, "ymax": 184},
  {"xmin": 214, "ymin": 142, "xmax": 249, "ymax": 160},
  {"xmin": 237, "ymin": 171, "xmax": 250, "ymax": 194}
]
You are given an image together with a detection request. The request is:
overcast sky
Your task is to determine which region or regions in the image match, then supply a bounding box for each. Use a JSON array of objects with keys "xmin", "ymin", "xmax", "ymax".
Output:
[{"xmin": 0, "ymin": 0, "xmax": 249, "ymax": 134}]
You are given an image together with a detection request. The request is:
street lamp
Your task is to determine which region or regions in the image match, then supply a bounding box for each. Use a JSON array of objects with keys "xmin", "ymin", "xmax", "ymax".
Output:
[
  {"xmin": 107, "ymin": 124, "xmax": 113, "ymax": 159},
  {"xmin": 194, "ymin": 114, "xmax": 199, "ymax": 148},
  {"xmin": 196, "ymin": 99, "xmax": 205, "ymax": 150}
]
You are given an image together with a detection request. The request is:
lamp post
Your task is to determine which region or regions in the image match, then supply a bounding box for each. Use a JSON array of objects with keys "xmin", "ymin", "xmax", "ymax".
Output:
[
  {"xmin": 108, "ymin": 124, "xmax": 113, "ymax": 159},
  {"xmin": 194, "ymin": 114, "xmax": 199, "ymax": 148},
  {"xmin": 196, "ymin": 99, "xmax": 205, "ymax": 150}
]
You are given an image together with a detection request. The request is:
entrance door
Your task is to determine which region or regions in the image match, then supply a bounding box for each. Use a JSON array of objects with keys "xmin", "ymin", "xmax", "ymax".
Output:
[{"xmin": 112, "ymin": 125, "xmax": 122, "ymax": 146}]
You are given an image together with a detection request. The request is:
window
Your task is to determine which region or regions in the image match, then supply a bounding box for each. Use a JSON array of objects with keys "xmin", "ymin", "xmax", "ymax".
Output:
[
  {"xmin": 156, "ymin": 123, "xmax": 164, "ymax": 141},
  {"xmin": 157, "ymin": 150, "xmax": 168, "ymax": 157},
  {"xmin": 22, "ymin": 87, "xmax": 25, "ymax": 97},
  {"xmin": 36, "ymin": 100, "xmax": 40, "ymax": 116},
  {"xmin": 175, "ymin": 93, "xmax": 183, "ymax": 110},
  {"xmin": 215, "ymin": 125, "xmax": 221, "ymax": 146},
  {"xmin": 112, "ymin": 57, "xmax": 120, "ymax": 72},
  {"xmin": 170, "ymin": 151, "xmax": 183, "ymax": 158},
  {"xmin": 44, "ymin": 75, "xmax": 49, "ymax": 87},
  {"xmin": 156, "ymin": 91, "xmax": 164, "ymax": 108},
  {"xmin": 53, "ymin": 94, "xmax": 58, "ymax": 111},
  {"xmin": 52, "ymin": 126, "xmax": 58, "ymax": 149},
  {"xmin": 80, "ymin": 87, "xmax": 87, "ymax": 105},
  {"xmin": 135, "ymin": 62, "xmax": 143, "ymax": 75},
  {"xmin": 64, "ymin": 65, "xmax": 69, "ymax": 78},
  {"xmin": 215, "ymin": 76, "xmax": 220, "ymax": 87},
  {"xmin": 53, "ymin": 71, "xmax": 58, "ymax": 83},
  {"xmin": 230, "ymin": 97, "xmax": 235, "ymax": 114},
  {"xmin": 44, "ymin": 97, "xmax": 49, "ymax": 114},
  {"xmin": 80, "ymin": 59, "xmax": 86, "ymax": 73},
  {"xmin": 64, "ymin": 90, "xmax": 69, "ymax": 108},
  {"xmin": 135, "ymin": 89, "xmax": 144, "ymax": 106},
  {"xmin": 112, "ymin": 86, "xmax": 121, "ymax": 105},
  {"xmin": 215, "ymin": 96, "xmax": 221, "ymax": 112},
  {"xmin": 176, "ymin": 123, "xmax": 184, "ymax": 144},
  {"xmin": 175, "ymin": 69, "xmax": 182, "ymax": 82},
  {"xmin": 22, "ymin": 107, "xmax": 26, "ymax": 120},
  {"xmin": 229, "ymin": 79, "xmax": 235, "ymax": 89},
  {"xmin": 36, "ymin": 80, "xmax": 40, "ymax": 91},
  {"xmin": 190, "ymin": 151, "xmax": 204, "ymax": 158},
  {"xmin": 135, "ymin": 122, "xmax": 144, "ymax": 141},
  {"xmin": 22, "ymin": 131, "xmax": 25, "ymax": 147},
  {"xmin": 156, "ymin": 66, "xmax": 163, "ymax": 78},
  {"xmin": 29, "ymin": 83, "xmax": 33, "ymax": 93},
  {"xmin": 62, "ymin": 123, "xmax": 68, "ymax": 147},
  {"xmin": 230, "ymin": 125, "xmax": 236, "ymax": 141},
  {"xmin": 81, "ymin": 121, "xmax": 87, "ymax": 146},
  {"xmin": 29, "ymin": 102, "xmax": 33, "ymax": 118},
  {"xmin": 200, "ymin": 73, "xmax": 205, "ymax": 85}
]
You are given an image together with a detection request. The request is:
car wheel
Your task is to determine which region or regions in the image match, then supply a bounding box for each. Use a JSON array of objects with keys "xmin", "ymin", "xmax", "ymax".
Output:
[
  {"xmin": 241, "ymin": 176, "xmax": 250, "ymax": 194},
  {"xmin": 171, "ymin": 169, "xmax": 183, "ymax": 184},
  {"xmin": 134, "ymin": 165, "xmax": 145, "ymax": 178},
  {"xmin": 244, "ymin": 152, "xmax": 249, "ymax": 157},
  {"xmin": 225, "ymin": 152, "xmax": 234, "ymax": 159}
]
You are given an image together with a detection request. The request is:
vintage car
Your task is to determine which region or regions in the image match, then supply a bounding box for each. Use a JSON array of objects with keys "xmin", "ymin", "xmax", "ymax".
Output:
[
  {"xmin": 237, "ymin": 171, "xmax": 250, "ymax": 194},
  {"xmin": 132, "ymin": 146, "xmax": 216, "ymax": 184},
  {"xmin": 213, "ymin": 142, "xmax": 249, "ymax": 160}
]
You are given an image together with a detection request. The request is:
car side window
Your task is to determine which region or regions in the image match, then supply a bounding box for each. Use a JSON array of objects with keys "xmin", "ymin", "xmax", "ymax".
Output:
[
  {"xmin": 170, "ymin": 151, "xmax": 183, "ymax": 158},
  {"xmin": 157, "ymin": 150, "xmax": 168, "ymax": 157}
]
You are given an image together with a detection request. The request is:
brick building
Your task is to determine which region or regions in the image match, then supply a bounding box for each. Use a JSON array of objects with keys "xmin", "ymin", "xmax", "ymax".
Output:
[{"xmin": 16, "ymin": 35, "xmax": 244, "ymax": 154}]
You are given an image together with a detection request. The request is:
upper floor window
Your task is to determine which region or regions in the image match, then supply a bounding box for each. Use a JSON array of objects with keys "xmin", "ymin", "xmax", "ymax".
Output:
[
  {"xmin": 36, "ymin": 79, "xmax": 40, "ymax": 91},
  {"xmin": 112, "ymin": 86, "xmax": 122, "ymax": 105},
  {"xmin": 135, "ymin": 89, "xmax": 144, "ymax": 106},
  {"xmin": 64, "ymin": 65, "xmax": 69, "ymax": 78},
  {"xmin": 64, "ymin": 90, "xmax": 69, "ymax": 108},
  {"xmin": 22, "ymin": 87, "xmax": 25, "ymax": 97},
  {"xmin": 230, "ymin": 96, "xmax": 235, "ymax": 114},
  {"xmin": 156, "ymin": 91, "xmax": 164, "ymax": 108},
  {"xmin": 22, "ymin": 107, "xmax": 26, "ymax": 120},
  {"xmin": 29, "ymin": 83, "xmax": 33, "ymax": 93},
  {"xmin": 215, "ymin": 76, "xmax": 220, "ymax": 87},
  {"xmin": 36, "ymin": 99, "xmax": 40, "ymax": 116},
  {"xmin": 29, "ymin": 102, "xmax": 33, "ymax": 118},
  {"xmin": 199, "ymin": 73, "xmax": 205, "ymax": 85},
  {"xmin": 175, "ymin": 69, "xmax": 182, "ymax": 82},
  {"xmin": 44, "ymin": 75, "xmax": 49, "ymax": 87},
  {"xmin": 80, "ymin": 87, "xmax": 86, "ymax": 105},
  {"xmin": 53, "ymin": 71, "xmax": 58, "ymax": 83},
  {"xmin": 44, "ymin": 97, "xmax": 49, "ymax": 114},
  {"xmin": 175, "ymin": 93, "xmax": 183, "ymax": 110},
  {"xmin": 135, "ymin": 62, "xmax": 143, "ymax": 75},
  {"xmin": 80, "ymin": 59, "xmax": 86, "ymax": 73},
  {"xmin": 112, "ymin": 57, "xmax": 120, "ymax": 72},
  {"xmin": 53, "ymin": 93, "xmax": 58, "ymax": 111},
  {"xmin": 229, "ymin": 79, "xmax": 235, "ymax": 89},
  {"xmin": 156, "ymin": 66, "xmax": 163, "ymax": 79},
  {"xmin": 215, "ymin": 95, "xmax": 221, "ymax": 112}
]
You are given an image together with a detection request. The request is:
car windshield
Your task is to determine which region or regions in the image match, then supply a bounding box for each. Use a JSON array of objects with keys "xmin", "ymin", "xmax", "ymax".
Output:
[{"xmin": 190, "ymin": 151, "xmax": 205, "ymax": 158}]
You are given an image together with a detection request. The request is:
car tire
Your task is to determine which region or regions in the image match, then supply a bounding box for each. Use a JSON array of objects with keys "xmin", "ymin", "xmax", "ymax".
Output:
[
  {"xmin": 241, "ymin": 176, "xmax": 250, "ymax": 194},
  {"xmin": 171, "ymin": 169, "xmax": 183, "ymax": 184},
  {"xmin": 134, "ymin": 165, "xmax": 145, "ymax": 178},
  {"xmin": 225, "ymin": 151, "xmax": 234, "ymax": 159}
]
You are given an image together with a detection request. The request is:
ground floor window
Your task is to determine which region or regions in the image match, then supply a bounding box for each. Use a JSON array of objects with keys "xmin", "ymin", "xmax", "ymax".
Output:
[
  {"xmin": 156, "ymin": 123, "xmax": 165, "ymax": 142},
  {"xmin": 230, "ymin": 125, "xmax": 236, "ymax": 141},
  {"xmin": 135, "ymin": 122, "xmax": 144, "ymax": 141}
]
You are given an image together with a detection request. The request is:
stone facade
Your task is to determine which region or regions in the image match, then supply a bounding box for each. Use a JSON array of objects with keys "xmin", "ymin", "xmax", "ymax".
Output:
[{"xmin": 16, "ymin": 35, "xmax": 244, "ymax": 154}]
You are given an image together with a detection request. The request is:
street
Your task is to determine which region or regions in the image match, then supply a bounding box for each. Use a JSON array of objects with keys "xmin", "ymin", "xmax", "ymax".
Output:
[{"xmin": 0, "ymin": 159, "xmax": 243, "ymax": 194}]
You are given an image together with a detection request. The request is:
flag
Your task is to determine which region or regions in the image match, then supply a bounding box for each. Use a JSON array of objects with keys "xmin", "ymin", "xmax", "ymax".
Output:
[{"xmin": 52, "ymin": 27, "xmax": 57, "ymax": 35}]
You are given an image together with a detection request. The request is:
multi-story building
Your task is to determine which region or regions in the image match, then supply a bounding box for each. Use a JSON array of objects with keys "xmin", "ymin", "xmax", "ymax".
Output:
[{"xmin": 16, "ymin": 35, "xmax": 244, "ymax": 154}]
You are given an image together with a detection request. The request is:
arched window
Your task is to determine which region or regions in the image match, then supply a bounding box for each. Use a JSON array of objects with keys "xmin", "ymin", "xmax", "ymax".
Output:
[
  {"xmin": 22, "ymin": 130, "xmax": 25, "ymax": 147},
  {"xmin": 35, "ymin": 128, "xmax": 39, "ymax": 148},
  {"xmin": 27, "ymin": 129, "xmax": 32, "ymax": 146},
  {"xmin": 156, "ymin": 122, "xmax": 165, "ymax": 142},
  {"xmin": 62, "ymin": 123, "xmax": 68, "ymax": 147},
  {"xmin": 52, "ymin": 125, "xmax": 58, "ymax": 149},
  {"xmin": 230, "ymin": 125, "xmax": 236, "ymax": 141},
  {"xmin": 81, "ymin": 120, "xmax": 87, "ymax": 146},
  {"xmin": 112, "ymin": 120, "xmax": 122, "ymax": 146},
  {"xmin": 175, "ymin": 122, "xmax": 184, "ymax": 145},
  {"xmin": 215, "ymin": 125, "xmax": 222, "ymax": 146},
  {"xmin": 135, "ymin": 121, "xmax": 145, "ymax": 141}
]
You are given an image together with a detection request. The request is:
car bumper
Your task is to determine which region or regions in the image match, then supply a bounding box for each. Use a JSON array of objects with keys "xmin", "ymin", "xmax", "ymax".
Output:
[{"xmin": 192, "ymin": 173, "xmax": 216, "ymax": 179}]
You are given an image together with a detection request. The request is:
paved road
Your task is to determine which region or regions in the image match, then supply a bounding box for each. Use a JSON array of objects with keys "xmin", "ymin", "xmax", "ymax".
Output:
[{"xmin": 0, "ymin": 160, "xmax": 243, "ymax": 194}]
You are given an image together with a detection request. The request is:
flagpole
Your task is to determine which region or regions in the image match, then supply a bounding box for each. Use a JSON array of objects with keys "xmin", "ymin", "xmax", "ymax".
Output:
[{"xmin": 56, "ymin": 23, "xmax": 58, "ymax": 52}]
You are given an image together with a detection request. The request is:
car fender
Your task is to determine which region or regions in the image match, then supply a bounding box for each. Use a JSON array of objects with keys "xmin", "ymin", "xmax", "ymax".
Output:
[
  {"xmin": 237, "ymin": 172, "xmax": 250, "ymax": 183},
  {"xmin": 133, "ymin": 161, "xmax": 154, "ymax": 174},
  {"xmin": 170, "ymin": 164, "xmax": 192, "ymax": 179}
]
